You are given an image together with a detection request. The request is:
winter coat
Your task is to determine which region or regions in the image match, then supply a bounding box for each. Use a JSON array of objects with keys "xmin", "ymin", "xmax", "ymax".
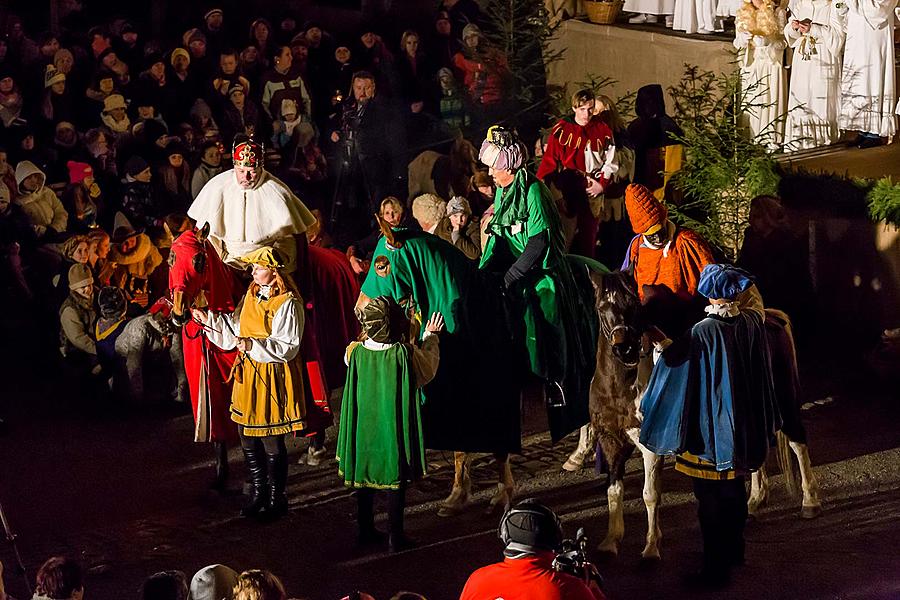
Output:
[
  {"xmin": 59, "ymin": 291, "xmax": 97, "ymax": 357},
  {"xmin": 435, "ymin": 214, "xmax": 482, "ymax": 260},
  {"xmin": 14, "ymin": 160, "xmax": 68, "ymax": 236},
  {"xmin": 121, "ymin": 179, "xmax": 162, "ymax": 230},
  {"xmin": 191, "ymin": 161, "xmax": 223, "ymax": 199}
]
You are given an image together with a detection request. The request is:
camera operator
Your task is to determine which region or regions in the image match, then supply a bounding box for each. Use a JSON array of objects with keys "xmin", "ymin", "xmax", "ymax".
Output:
[
  {"xmin": 328, "ymin": 71, "xmax": 406, "ymax": 243},
  {"xmin": 459, "ymin": 499, "xmax": 606, "ymax": 600}
]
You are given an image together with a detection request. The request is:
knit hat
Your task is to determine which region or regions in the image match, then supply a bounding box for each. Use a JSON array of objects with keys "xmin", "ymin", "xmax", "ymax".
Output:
[
  {"xmin": 625, "ymin": 183, "xmax": 667, "ymax": 235},
  {"xmin": 237, "ymin": 246, "xmax": 284, "ymax": 269},
  {"xmin": 102, "ymin": 93, "xmax": 127, "ymax": 113},
  {"xmin": 462, "ymin": 23, "xmax": 482, "ymax": 41},
  {"xmin": 183, "ymin": 28, "xmax": 206, "ymax": 47},
  {"xmin": 204, "ymin": 8, "xmax": 224, "ymax": 21},
  {"xmin": 68, "ymin": 263, "xmax": 94, "ymax": 290},
  {"xmin": 227, "ymin": 82, "xmax": 245, "ymax": 98},
  {"xmin": 67, "ymin": 161, "xmax": 93, "ymax": 185},
  {"xmin": 44, "ymin": 64, "xmax": 66, "ymax": 88},
  {"xmin": 189, "ymin": 564, "xmax": 237, "ymax": 600},
  {"xmin": 124, "ymin": 155, "xmax": 150, "ymax": 178},
  {"xmin": 697, "ymin": 264, "xmax": 754, "ymax": 301},
  {"xmin": 98, "ymin": 286, "xmax": 126, "ymax": 318},
  {"xmin": 170, "ymin": 47, "xmax": 190, "ymax": 67},
  {"xmin": 446, "ymin": 196, "xmax": 471, "ymax": 216}
]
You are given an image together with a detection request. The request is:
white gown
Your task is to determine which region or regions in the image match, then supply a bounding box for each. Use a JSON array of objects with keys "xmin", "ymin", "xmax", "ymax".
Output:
[
  {"xmin": 734, "ymin": 17, "xmax": 788, "ymax": 147},
  {"xmin": 673, "ymin": 0, "xmax": 720, "ymax": 31},
  {"xmin": 838, "ymin": 0, "xmax": 898, "ymax": 138},
  {"xmin": 717, "ymin": 0, "xmax": 743, "ymax": 17},
  {"xmin": 783, "ymin": 0, "xmax": 845, "ymax": 150},
  {"xmin": 625, "ymin": 0, "xmax": 676, "ymax": 16}
]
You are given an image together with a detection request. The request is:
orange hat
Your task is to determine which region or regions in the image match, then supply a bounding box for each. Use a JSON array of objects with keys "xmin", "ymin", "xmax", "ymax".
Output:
[{"xmin": 625, "ymin": 184, "xmax": 667, "ymax": 235}]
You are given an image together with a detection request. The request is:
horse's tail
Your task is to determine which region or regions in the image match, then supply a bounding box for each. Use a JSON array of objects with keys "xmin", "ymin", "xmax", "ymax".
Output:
[{"xmin": 776, "ymin": 430, "xmax": 800, "ymax": 500}]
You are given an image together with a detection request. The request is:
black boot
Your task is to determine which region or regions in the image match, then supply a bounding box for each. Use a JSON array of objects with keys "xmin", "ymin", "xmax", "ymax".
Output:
[
  {"xmin": 240, "ymin": 444, "xmax": 267, "ymax": 518},
  {"xmin": 210, "ymin": 442, "xmax": 229, "ymax": 491},
  {"xmin": 356, "ymin": 489, "xmax": 386, "ymax": 546},
  {"xmin": 261, "ymin": 451, "xmax": 289, "ymax": 520},
  {"xmin": 387, "ymin": 486, "xmax": 414, "ymax": 553}
]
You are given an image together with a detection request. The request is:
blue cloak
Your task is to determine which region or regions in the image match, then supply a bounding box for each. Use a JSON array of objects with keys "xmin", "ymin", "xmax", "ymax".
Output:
[{"xmin": 639, "ymin": 310, "xmax": 780, "ymax": 472}]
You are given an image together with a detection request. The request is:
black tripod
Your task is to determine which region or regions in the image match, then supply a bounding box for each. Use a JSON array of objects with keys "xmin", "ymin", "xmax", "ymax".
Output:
[{"xmin": 0, "ymin": 502, "xmax": 31, "ymax": 596}]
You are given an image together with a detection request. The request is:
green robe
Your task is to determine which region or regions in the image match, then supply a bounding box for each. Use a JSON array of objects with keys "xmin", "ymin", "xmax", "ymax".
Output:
[
  {"xmin": 361, "ymin": 230, "xmax": 471, "ymax": 335},
  {"xmin": 337, "ymin": 342, "xmax": 426, "ymax": 489},
  {"xmin": 480, "ymin": 169, "xmax": 576, "ymax": 382}
]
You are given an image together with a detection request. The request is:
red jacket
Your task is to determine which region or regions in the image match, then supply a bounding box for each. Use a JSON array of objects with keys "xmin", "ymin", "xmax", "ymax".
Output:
[
  {"xmin": 460, "ymin": 553, "xmax": 606, "ymax": 600},
  {"xmin": 537, "ymin": 117, "xmax": 615, "ymax": 186}
]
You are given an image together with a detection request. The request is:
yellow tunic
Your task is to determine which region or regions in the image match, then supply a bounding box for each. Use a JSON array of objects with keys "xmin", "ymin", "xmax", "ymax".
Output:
[{"xmin": 229, "ymin": 290, "xmax": 307, "ymax": 437}]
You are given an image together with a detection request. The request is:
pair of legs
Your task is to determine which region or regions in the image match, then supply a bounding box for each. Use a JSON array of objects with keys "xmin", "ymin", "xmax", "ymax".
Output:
[
  {"xmin": 692, "ymin": 475, "xmax": 747, "ymax": 581},
  {"xmin": 239, "ymin": 427, "xmax": 289, "ymax": 519},
  {"xmin": 356, "ymin": 484, "xmax": 409, "ymax": 553}
]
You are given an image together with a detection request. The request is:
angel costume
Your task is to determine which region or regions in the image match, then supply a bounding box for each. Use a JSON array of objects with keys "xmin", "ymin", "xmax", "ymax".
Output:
[{"xmin": 783, "ymin": 0, "xmax": 845, "ymax": 149}]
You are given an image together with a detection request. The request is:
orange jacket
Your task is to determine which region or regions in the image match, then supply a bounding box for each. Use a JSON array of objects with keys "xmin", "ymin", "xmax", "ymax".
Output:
[
  {"xmin": 460, "ymin": 554, "xmax": 605, "ymax": 600},
  {"xmin": 625, "ymin": 227, "xmax": 714, "ymax": 302}
]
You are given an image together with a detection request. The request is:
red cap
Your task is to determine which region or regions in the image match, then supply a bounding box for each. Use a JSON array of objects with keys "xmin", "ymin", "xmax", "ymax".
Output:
[{"xmin": 67, "ymin": 161, "xmax": 93, "ymax": 185}]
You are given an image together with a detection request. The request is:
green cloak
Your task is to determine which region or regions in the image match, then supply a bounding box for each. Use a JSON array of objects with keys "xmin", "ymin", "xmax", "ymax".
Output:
[{"xmin": 337, "ymin": 343, "xmax": 426, "ymax": 489}]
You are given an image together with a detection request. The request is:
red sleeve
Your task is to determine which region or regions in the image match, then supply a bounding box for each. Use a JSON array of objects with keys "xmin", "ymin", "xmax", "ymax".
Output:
[{"xmin": 536, "ymin": 123, "xmax": 564, "ymax": 181}]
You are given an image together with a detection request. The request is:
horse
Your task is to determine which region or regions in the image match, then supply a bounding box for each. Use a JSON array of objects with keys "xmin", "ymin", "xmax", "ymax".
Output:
[
  {"xmin": 589, "ymin": 273, "xmax": 822, "ymax": 560},
  {"xmin": 407, "ymin": 136, "xmax": 479, "ymax": 202},
  {"xmin": 169, "ymin": 223, "xmax": 243, "ymax": 487},
  {"xmin": 357, "ymin": 222, "xmax": 602, "ymax": 516}
]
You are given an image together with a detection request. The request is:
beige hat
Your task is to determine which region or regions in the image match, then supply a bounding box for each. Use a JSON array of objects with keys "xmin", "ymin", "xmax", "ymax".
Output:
[
  {"xmin": 68, "ymin": 263, "xmax": 94, "ymax": 290},
  {"xmin": 44, "ymin": 64, "xmax": 66, "ymax": 88},
  {"xmin": 412, "ymin": 193, "xmax": 447, "ymax": 227},
  {"xmin": 103, "ymin": 94, "xmax": 127, "ymax": 113}
]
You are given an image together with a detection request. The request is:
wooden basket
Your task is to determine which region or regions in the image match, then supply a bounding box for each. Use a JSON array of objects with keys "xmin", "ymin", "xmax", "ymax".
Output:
[{"xmin": 585, "ymin": 0, "xmax": 625, "ymax": 24}]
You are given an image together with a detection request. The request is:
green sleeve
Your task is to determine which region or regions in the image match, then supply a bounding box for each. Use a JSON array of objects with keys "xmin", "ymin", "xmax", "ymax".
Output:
[{"xmin": 525, "ymin": 182, "xmax": 551, "ymax": 238}]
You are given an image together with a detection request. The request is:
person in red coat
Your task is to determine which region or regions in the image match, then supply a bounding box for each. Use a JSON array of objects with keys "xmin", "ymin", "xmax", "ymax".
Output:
[
  {"xmin": 536, "ymin": 88, "xmax": 618, "ymax": 257},
  {"xmin": 460, "ymin": 499, "xmax": 605, "ymax": 600}
]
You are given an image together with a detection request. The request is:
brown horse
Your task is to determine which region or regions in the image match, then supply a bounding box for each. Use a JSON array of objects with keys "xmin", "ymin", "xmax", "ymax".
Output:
[{"xmin": 407, "ymin": 136, "xmax": 479, "ymax": 201}]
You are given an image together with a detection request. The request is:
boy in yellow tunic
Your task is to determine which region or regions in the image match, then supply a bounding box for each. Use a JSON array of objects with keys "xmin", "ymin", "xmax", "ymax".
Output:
[{"xmin": 192, "ymin": 246, "xmax": 306, "ymax": 520}]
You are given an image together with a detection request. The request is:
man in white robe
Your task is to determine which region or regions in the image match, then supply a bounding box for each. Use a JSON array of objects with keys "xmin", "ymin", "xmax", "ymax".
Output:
[
  {"xmin": 188, "ymin": 138, "xmax": 317, "ymax": 275},
  {"xmin": 838, "ymin": 0, "xmax": 898, "ymax": 147}
]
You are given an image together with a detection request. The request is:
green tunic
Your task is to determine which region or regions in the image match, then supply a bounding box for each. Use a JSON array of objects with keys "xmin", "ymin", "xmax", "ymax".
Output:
[{"xmin": 336, "ymin": 342, "xmax": 426, "ymax": 489}]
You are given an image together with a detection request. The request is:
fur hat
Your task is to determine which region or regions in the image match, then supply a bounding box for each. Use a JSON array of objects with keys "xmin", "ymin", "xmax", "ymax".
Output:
[
  {"xmin": 68, "ymin": 263, "xmax": 94, "ymax": 290},
  {"xmin": 44, "ymin": 64, "xmax": 66, "ymax": 88},
  {"xmin": 102, "ymin": 93, "xmax": 127, "ymax": 113},
  {"xmin": 412, "ymin": 193, "xmax": 447, "ymax": 227},
  {"xmin": 625, "ymin": 183, "xmax": 667, "ymax": 235}
]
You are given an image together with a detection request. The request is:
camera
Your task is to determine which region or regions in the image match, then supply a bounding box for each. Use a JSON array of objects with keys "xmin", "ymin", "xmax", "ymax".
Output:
[{"xmin": 552, "ymin": 527, "xmax": 605, "ymax": 591}]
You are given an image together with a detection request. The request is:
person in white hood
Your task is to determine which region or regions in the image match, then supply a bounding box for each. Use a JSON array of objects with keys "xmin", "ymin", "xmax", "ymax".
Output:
[
  {"xmin": 189, "ymin": 564, "xmax": 238, "ymax": 600},
  {"xmin": 14, "ymin": 160, "xmax": 67, "ymax": 240}
]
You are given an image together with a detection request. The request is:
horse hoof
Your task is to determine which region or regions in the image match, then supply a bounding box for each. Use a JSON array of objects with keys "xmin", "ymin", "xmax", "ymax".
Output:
[
  {"xmin": 487, "ymin": 485, "xmax": 515, "ymax": 513},
  {"xmin": 437, "ymin": 504, "xmax": 465, "ymax": 518},
  {"xmin": 562, "ymin": 458, "xmax": 583, "ymax": 472},
  {"xmin": 596, "ymin": 540, "xmax": 620, "ymax": 557},
  {"xmin": 639, "ymin": 549, "xmax": 661, "ymax": 562},
  {"xmin": 800, "ymin": 504, "xmax": 822, "ymax": 519}
]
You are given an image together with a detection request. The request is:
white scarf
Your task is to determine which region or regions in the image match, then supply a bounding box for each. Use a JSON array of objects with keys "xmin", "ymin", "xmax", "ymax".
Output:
[{"xmin": 704, "ymin": 301, "xmax": 740, "ymax": 318}]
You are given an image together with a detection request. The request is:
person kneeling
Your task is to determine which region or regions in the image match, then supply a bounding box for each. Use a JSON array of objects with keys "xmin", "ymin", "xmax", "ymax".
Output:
[{"xmin": 337, "ymin": 297, "xmax": 443, "ymax": 553}]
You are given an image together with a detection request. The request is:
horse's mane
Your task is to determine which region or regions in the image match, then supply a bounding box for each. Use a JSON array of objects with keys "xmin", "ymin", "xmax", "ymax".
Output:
[{"xmin": 604, "ymin": 270, "xmax": 640, "ymax": 307}]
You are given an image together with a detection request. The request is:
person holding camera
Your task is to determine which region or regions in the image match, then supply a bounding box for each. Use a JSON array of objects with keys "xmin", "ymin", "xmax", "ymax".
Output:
[
  {"xmin": 328, "ymin": 71, "xmax": 405, "ymax": 242},
  {"xmin": 459, "ymin": 498, "xmax": 605, "ymax": 600}
]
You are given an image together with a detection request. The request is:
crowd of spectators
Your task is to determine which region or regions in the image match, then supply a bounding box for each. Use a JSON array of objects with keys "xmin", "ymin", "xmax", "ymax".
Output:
[{"xmin": 0, "ymin": 0, "xmax": 520, "ymax": 404}]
